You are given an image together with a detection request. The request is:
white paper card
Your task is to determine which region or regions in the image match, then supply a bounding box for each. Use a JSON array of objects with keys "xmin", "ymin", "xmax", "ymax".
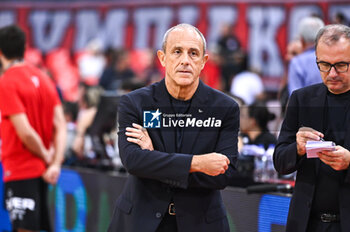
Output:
[{"xmin": 306, "ymin": 141, "xmax": 336, "ymax": 158}]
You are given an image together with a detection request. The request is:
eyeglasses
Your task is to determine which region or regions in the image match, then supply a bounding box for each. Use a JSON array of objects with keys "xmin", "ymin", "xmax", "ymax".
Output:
[{"xmin": 316, "ymin": 61, "xmax": 350, "ymax": 73}]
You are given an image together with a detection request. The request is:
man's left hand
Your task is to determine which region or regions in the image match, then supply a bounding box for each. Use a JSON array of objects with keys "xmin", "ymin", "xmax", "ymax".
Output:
[
  {"xmin": 125, "ymin": 123, "xmax": 154, "ymax": 151},
  {"xmin": 42, "ymin": 164, "xmax": 61, "ymax": 185},
  {"xmin": 318, "ymin": 145, "xmax": 350, "ymax": 171}
]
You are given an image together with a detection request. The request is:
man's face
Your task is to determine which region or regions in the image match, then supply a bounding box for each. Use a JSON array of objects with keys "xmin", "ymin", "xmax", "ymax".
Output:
[
  {"xmin": 239, "ymin": 106, "xmax": 251, "ymax": 133},
  {"xmin": 316, "ymin": 37, "xmax": 350, "ymax": 94},
  {"xmin": 285, "ymin": 40, "xmax": 302, "ymax": 62},
  {"xmin": 157, "ymin": 28, "xmax": 208, "ymax": 88}
]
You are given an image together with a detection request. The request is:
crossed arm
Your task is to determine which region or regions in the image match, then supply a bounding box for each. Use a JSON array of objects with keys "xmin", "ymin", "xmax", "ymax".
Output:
[
  {"xmin": 118, "ymin": 94, "xmax": 239, "ymax": 189},
  {"xmin": 125, "ymin": 123, "xmax": 230, "ymax": 176}
]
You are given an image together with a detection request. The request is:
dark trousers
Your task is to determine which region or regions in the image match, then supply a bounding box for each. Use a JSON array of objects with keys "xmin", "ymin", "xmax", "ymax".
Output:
[{"xmin": 155, "ymin": 213, "xmax": 177, "ymax": 232}]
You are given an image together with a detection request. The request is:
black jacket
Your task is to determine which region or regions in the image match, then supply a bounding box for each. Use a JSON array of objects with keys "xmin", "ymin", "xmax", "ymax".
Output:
[{"xmin": 274, "ymin": 83, "xmax": 350, "ymax": 232}]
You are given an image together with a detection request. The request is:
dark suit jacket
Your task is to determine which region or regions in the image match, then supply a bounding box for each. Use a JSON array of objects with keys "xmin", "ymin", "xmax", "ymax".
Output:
[
  {"xmin": 108, "ymin": 79, "xmax": 239, "ymax": 232},
  {"xmin": 273, "ymin": 83, "xmax": 350, "ymax": 232}
]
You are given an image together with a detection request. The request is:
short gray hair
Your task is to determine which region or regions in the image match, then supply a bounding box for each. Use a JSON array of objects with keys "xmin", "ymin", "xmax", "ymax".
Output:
[
  {"xmin": 298, "ymin": 16, "xmax": 324, "ymax": 44},
  {"xmin": 161, "ymin": 23, "xmax": 207, "ymax": 55},
  {"xmin": 315, "ymin": 24, "xmax": 350, "ymax": 50}
]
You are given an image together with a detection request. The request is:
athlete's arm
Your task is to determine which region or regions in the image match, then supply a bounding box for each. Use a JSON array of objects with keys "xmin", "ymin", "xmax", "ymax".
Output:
[
  {"xmin": 51, "ymin": 105, "xmax": 67, "ymax": 166},
  {"xmin": 9, "ymin": 113, "xmax": 51, "ymax": 164},
  {"xmin": 42, "ymin": 105, "xmax": 67, "ymax": 185}
]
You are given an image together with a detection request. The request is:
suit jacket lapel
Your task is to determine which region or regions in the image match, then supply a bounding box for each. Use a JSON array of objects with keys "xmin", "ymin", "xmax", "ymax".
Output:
[
  {"xmin": 153, "ymin": 79, "xmax": 176, "ymax": 153},
  {"xmin": 308, "ymin": 85, "xmax": 327, "ymax": 175}
]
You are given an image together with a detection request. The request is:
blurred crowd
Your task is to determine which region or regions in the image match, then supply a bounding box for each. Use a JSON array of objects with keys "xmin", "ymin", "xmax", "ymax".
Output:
[{"xmin": 0, "ymin": 12, "xmax": 348, "ymax": 183}]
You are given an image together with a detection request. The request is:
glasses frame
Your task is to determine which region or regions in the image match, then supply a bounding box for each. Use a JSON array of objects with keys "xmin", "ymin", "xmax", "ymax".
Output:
[{"xmin": 316, "ymin": 60, "xmax": 350, "ymax": 73}]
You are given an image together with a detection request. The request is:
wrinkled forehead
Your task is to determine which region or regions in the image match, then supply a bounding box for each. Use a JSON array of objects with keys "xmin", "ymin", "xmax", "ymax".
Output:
[
  {"xmin": 316, "ymin": 37, "xmax": 350, "ymax": 64},
  {"xmin": 166, "ymin": 28, "xmax": 204, "ymax": 51},
  {"xmin": 316, "ymin": 36, "xmax": 350, "ymax": 54}
]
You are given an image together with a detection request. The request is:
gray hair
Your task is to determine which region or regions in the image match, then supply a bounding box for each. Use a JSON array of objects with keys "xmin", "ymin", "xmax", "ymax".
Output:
[
  {"xmin": 315, "ymin": 24, "xmax": 350, "ymax": 50},
  {"xmin": 161, "ymin": 23, "xmax": 207, "ymax": 55},
  {"xmin": 298, "ymin": 16, "xmax": 324, "ymax": 44}
]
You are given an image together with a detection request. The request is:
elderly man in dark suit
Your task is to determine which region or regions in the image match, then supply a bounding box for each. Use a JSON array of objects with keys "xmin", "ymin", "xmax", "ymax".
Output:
[
  {"xmin": 107, "ymin": 24, "xmax": 239, "ymax": 232},
  {"xmin": 274, "ymin": 24, "xmax": 350, "ymax": 232}
]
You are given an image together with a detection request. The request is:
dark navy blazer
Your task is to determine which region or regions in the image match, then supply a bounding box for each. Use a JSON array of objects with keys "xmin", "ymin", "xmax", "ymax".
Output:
[{"xmin": 108, "ymin": 79, "xmax": 239, "ymax": 232}]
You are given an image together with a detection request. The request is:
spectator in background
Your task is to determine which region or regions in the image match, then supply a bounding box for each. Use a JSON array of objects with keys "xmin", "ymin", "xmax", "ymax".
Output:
[
  {"xmin": 230, "ymin": 53, "xmax": 265, "ymax": 105},
  {"xmin": 201, "ymin": 47, "xmax": 222, "ymax": 90},
  {"xmin": 239, "ymin": 101, "xmax": 277, "ymax": 150},
  {"xmin": 120, "ymin": 78, "xmax": 147, "ymax": 93},
  {"xmin": 71, "ymin": 83, "xmax": 102, "ymax": 159},
  {"xmin": 104, "ymin": 47, "xmax": 117, "ymax": 67},
  {"xmin": 129, "ymin": 48, "xmax": 162, "ymax": 85},
  {"xmin": 0, "ymin": 25, "xmax": 66, "ymax": 232},
  {"xmin": 278, "ymin": 40, "xmax": 303, "ymax": 116},
  {"xmin": 332, "ymin": 12, "xmax": 348, "ymax": 26},
  {"xmin": 77, "ymin": 38, "xmax": 106, "ymax": 86},
  {"xmin": 62, "ymin": 101, "xmax": 79, "ymax": 165},
  {"xmin": 288, "ymin": 16, "xmax": 325, "ymax": 95},
  {"xmin": 99, "ymin": 48, "xmax": 135, "ymax": 91},
  {"xmin": 140, "ymin": 49, "xmax": 163, "ymax": 85},
  {"xmin": 285, "ymin": 40, "xmax": 303, "ymax": 63},
  {"xmin": 216, "ymin": 23, "xmax": 244, "ymax": 91}
]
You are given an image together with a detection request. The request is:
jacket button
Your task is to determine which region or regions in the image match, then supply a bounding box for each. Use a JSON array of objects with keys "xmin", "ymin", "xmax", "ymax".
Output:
[{"xmin": 156, "ymin": 212, "xmax": 162, "ymax": 218}]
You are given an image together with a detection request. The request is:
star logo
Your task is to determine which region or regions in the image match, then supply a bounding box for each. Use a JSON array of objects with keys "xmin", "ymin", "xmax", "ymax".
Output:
[
  {"xmin": 150, "ymin": 109, "xmax": 162, "ymax": 121},
  {"xmin": 143, "ymin": 109, "xmax": 162, "ymax": 128}
]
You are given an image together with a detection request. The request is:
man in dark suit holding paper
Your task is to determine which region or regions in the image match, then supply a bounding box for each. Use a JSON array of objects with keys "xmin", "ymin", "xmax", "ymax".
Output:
[
  {"xmin": 274, "ymin": 24, "xmax": 350, "ymax": 232},
  {"xmin": 108, "ymin": 24, "xmax": 239, "ymax": 232}
]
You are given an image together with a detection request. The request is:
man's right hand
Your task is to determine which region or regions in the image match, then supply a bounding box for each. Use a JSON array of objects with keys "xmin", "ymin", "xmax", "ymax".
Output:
[
  {"xmin": 296, "ymin": 127, "xmax": 324, "ymax": 156},
  {"xmin": 42, "ymin": 163, "xmax": 61, "ymax": 185},
  {"xmin": 190, "ymin": 153, "xmax": 230, "ymax": 176},
  {"xmin": 44, "ymin": 146, "xmax": 55, "ymax": 165}
]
